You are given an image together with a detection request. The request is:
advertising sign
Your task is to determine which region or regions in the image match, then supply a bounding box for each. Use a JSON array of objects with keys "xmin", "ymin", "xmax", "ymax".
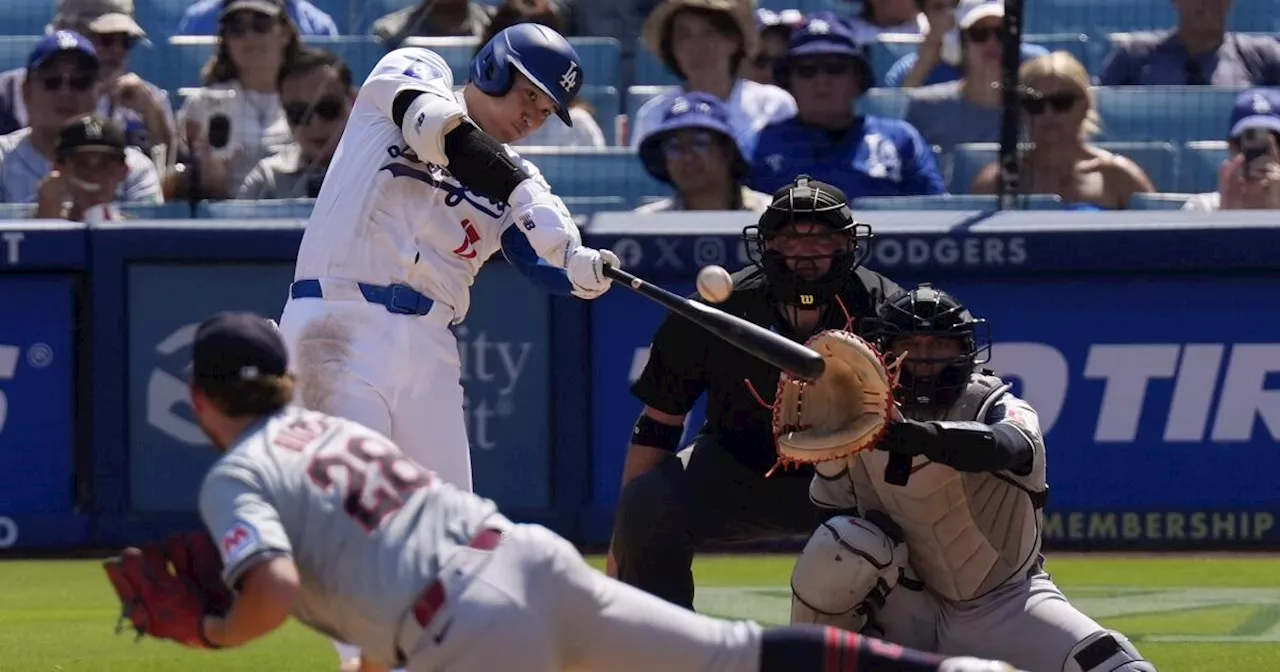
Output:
[{"xmin": 125, "ymin": 261, "xmax": 552, "ymax": 513}]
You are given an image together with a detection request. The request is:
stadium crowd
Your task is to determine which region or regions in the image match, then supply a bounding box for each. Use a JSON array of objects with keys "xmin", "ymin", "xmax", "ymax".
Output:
[{"xmin": 1, "ymin": 0, "xmax": 1279, "ymax": 221}]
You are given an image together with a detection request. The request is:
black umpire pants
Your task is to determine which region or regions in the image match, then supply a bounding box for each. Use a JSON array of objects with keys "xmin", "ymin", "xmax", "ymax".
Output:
[{"xmin": 611, "ymin": 434, "xmax": 817, "ymax": 610}]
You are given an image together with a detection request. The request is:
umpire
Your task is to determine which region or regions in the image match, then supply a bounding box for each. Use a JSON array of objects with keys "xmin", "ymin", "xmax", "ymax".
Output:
[{"xmin": 608, "ymin": 175, "xmax": 903, "ymax": 609}]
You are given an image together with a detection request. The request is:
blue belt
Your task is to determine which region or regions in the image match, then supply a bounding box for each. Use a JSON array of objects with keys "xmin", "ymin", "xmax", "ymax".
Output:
[{"xmin": 290, "ymin": 279, "xmax": 435, "ymax": 316}]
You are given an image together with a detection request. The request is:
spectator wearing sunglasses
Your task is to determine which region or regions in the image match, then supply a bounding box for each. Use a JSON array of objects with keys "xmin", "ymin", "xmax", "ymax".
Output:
[
  {"xmin": 32, "ymin": 114, "xmax": 133, "ymax": 221},
  {"xmin": 238, "ymin": 48, "xmax": 353, "ymax": 199},
  {"xmin": 0, "ymin": 31, "xmax": 159, "ymax": 204},
  {"xmin": 884, "ymin": 0, "xmax": 1048, "ymax": 88},
  {"xmin": 635, "ymin": 92, "xmax": 770, "ymax": 213},
  {"xmin": 177, "ymin": 0, "xmax": 300, "ymax": 199},
  {"xmin": 741, "ymin": 8, "xmax": 805, "ymax": 87},
  {"xmin": 746, "ymin": 15, "xmax": 944, "ymax": 199},
  {"xmin": 1184, "ymin": 88, "xmax": 1280, "ymax": 211},
  {"xmin": 176, "ymin": 0, "xmax": 337, "ymax": 36},
  {"xmin": 901, "ymin": 0, "xmax": 1011, "ymax": 157},
  {"xmin": 629, "ymin": 0, "xmax": 795, "ymax": 151},
  {"xmin": 1100, "ymin": 0, "xmax": 1280, "ymax": 86},
  {"xmin": 0, "ymin": 0, "xmax": 175, "ymax": 156},
  {"xmin": 972, "ymin": 52, "xmax": 1154, "ymax": 209}
]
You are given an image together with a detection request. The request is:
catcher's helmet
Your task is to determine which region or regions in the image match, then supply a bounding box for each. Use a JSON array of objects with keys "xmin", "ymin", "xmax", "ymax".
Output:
[
  {"xmin": 471, "ymin": 23, "xmax": 583, "ymax": 126},
  {"xmin": 869, "ymin": 283, "xmax": 990, "ymax": 408},
  {"xmin": 742, "ymin": 174, "xmax": 873, "ymax": 308}
]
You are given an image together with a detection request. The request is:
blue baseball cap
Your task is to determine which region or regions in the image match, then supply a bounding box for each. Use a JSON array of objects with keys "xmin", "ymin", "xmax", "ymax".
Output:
[
  {"xmin": 28, "ymin": 30, "xmax": 98, "ymax": 71},
  {"xmin": 638, "ymin": 92, "xmax": 741, "ymax": 184},
  {"xmin": 785, "ymin": 13, "xmax": 863, "ymax": 60},
  {"xmin": 756, "ymin": 8, "xmax": 805, "ymax": 31},
  {"xmin": 191, "ymin": 311, "xmax": 288, "ymax": 386},
  {"xmin": 1228, "ymin": 89, "xmax": 1280, "ymax": 138}
]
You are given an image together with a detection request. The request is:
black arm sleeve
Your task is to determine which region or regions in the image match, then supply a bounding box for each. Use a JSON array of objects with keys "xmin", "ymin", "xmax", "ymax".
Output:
[
  {"xmin": 880, "ymin": 419, "xmax": 1034, "ymax": 474},
  {"xmin": 630, "ymin": 310, "xmax": 710, "ymax": 416},
  {"xmin": 391, "ymin": 90, "xmax": 531, "ymax": 203}
]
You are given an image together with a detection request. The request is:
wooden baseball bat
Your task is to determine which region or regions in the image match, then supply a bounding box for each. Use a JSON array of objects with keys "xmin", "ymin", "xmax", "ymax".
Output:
[{"xmin": 603, "ymin": 265, "xmax": 826, "ymax": 382}]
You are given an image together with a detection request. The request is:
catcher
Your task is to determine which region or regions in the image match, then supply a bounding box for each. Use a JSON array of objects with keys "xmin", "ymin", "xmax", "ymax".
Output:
[
  {"xmin": 102, "ymin": 310, "xmax": 1022, "ymax": 672},
  {"xmin": 608, "ymin": 175, "xmax": 902, "ymax": 609},
  {"xmin": 779, "ymin": 284, "xmax": 1156, "ymax": 672}
]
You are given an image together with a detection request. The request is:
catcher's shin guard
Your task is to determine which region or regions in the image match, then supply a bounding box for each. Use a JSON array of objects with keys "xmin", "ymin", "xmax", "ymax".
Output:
[
  {"xmin": 790, "ymin": 514, "xmax": 907, "ymax": 631},
  {"xmin": 1064, "ymin": 631, "xmax": 1155, "ymax": 672}
]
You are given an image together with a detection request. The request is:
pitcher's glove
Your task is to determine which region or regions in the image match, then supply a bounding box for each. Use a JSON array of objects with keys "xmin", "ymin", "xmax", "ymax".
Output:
[
  {"xmin": 767, "ymin": 329, "xmax": 902, "ymax": 473},
  {"xmin": 103, "ymin": 531, "xmax": 232, "ymax": 648}
]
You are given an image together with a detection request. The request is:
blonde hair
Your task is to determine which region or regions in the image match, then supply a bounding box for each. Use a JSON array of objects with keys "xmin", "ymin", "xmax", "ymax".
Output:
[{"xmin": 1019, "ymin": 51, "xmax": 1100, "ymax": 140}]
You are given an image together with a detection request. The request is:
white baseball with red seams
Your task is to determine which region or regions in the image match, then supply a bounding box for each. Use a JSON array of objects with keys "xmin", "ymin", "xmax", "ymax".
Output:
[{"xmin": 696, "ymin": 265, "xmax": 734, "ymax": 303}]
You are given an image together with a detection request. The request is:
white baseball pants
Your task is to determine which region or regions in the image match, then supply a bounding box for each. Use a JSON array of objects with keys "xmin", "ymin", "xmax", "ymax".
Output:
[
  {"xmin": 277, "ymin": 290, "xmax": 474, "ymax": 492},
  {"xmin": 397, "ymin": 522, "xmax": 764, "ymax": 672}
]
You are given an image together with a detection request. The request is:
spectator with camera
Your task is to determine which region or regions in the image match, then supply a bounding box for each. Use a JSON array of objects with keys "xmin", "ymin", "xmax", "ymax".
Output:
[
  {"xmin": 971, "ymin": 52, "xmax": 1154, "ymax": 209},
  {"xmin": 0, "ymin": 0, "xmax": 175, "ymax": 157},
  {"xmin": 635, "ymin": 92, "xmax": 770, "ymax": 213},
  {"xmin": 1100, "ymin": 0, "xmax": 1280, "ymax": 86},
  {"xmin": 630, "ymin": 0, "xmax": 795, "ymax": 151},
  {"xmin": 32, "ymin": 114, "xmax": 134, "ymax": 221},
  {"xmin": 237, "ymin": 48, "xmax": 353, "ymax": 200},
  {"xmin": 1185, "ymin": 88, "xmax": 1280, "ymax": 211},
  {"xmin": 901, "ymin": 0, "xmax": 1016, "ymax": 155},
  {"xmin": 746, "ymin": 15, "xmax": 944, "ymax": 199},
  {"xmin": 177, "ymin": 0, "xmax": 338, "ymax": 36},
  {"xmin": 0, "ymin": 32, "xmax": 159, "ymax": 204},
  {"xmin": 177, "ymin": 0, "xmax": 299, "ymax": 200},
  {"xmin": 885, "ymin": 0, "xmax": 1048, "ymax": 88}
]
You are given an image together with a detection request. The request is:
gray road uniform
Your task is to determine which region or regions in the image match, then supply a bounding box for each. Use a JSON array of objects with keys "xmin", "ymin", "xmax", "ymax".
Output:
[
  {"xmin": 198, "ymin": 405, "xmax": 768, "ymax": 672},
  {"xmin": 796, "ymin": 373, "xmax": 1154, "ymax": 672}
]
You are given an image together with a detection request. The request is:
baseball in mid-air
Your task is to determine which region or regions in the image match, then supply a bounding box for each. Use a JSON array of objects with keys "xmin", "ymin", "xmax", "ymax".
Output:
[{"xmin": 696, "ymin": 265, "xmax": 734, "ymax": 303}]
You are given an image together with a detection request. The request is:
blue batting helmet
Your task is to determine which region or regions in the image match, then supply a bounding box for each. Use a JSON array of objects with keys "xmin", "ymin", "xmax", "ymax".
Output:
[{"xmin": 471, "ymin": 23, "xmax": 583, "ymax": 126}]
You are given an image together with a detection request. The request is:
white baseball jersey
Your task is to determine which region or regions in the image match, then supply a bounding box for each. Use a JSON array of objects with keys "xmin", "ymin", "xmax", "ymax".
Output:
[
  {"xmin": 292, "ymin": 47, "xmax": 577, "ymax": 322},
  {"xmin": 198, "ymin": 405, "xmax": 500, "ymax": 664}
]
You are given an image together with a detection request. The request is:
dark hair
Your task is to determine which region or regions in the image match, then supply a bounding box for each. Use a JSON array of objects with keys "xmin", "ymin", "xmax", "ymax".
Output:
[
  {"xmin": 276, "ymin": 46, "xmax": 353, "ymax": 90},
  {"xmin": 201, "ymin": 12, "xmax": 302, "ymax": 85},
  {"xmin": 660, "ymin": 7, "xmax": 745, "ymax": 80},
  {"xmin": 475, "ymin": 3, "xmax": 566, "ymax": 57},
  {"xmin": 199, "ymin": 373, "xmax": 296, "ymax": 418}
]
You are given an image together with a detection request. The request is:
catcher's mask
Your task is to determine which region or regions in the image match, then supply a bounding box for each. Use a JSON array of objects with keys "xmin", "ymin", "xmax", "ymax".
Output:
[
  {"xmin": 866, "ymin": 283, "xmax": 990, "ymax": 408},
  {"xmin": 742, "ymin": 174, "xmax": 872, "ymax": 309}
]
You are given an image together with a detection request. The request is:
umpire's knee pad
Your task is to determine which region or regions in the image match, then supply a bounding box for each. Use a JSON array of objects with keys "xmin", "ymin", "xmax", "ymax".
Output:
[
  {"xmin": 1064, "ymin": 630, "xmax": 1155, "ymax": 672},
  {"xmin": 612, "ymin": 463, "xmax": 688, "ymax": 554}
]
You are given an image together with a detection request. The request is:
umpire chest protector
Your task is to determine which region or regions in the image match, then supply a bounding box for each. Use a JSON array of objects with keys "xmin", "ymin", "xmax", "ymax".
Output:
[{"xmin": 854, "ymin": 372, "xmax": 1049, "ymax": 602}]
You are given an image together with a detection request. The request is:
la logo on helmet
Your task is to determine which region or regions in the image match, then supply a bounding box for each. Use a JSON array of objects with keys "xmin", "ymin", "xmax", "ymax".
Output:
[{"xmin": 560, "ymin": 62, "xmax": 579, "ymax": 92}]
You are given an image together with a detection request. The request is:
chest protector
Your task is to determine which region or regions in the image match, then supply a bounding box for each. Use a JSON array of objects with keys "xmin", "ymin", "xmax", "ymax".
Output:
[{"xmin": 856, "ymin": 372, "xmax": 1048, "ymax": 602}]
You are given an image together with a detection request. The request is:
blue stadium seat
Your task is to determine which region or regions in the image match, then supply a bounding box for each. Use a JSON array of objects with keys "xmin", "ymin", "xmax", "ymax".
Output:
[
  {"xmin": 1180, "ymin": 140, "xmax": 1229, "ymax": 193},
  {"xmin": 1094, "ymin": 86, "xmax": 1242, "ymax": 144},
  {"xmin": 401, "ymin": 36, "xmax": 622, "ymax": 91},
  {"xmin": 118, "ymin": 202, "xmax": 194, "ymax": 219},
  {"xmin": 0, "ymin": 37, "xmax": 43, "ymax": 74},
  {"xmin": 157, "ymin": 35, "xmax": 389, "ymax": 92},
  {"xmin": 1026, "ymin": 0, "xmax": 1175, "ymax": 34},
  {"xmin": 1028, "ymin": 33, "xmax": 1098, "ymax": 75},
  {"xmin": 135, "ymin": 0, "xmax": 198, "ymax": 35},
  {"xmin": 577, "ymin": 86, "xmax": 620, "ymax": 142},
  {"xmin": 851, "ymin": 194, "xmax": 1065, "ymax": 211},
  {"xmin": 196, "ymin": 199, "xmax": 316, "ymax": 219},
  {"xmin": 858, "ymin": 88, "xmax": 909, "ymax": 119},
  {"xmin": 867, "ymin": 35, "xmax": 918, "ymax": 85},
  {"xmin": 5, "ymin": 3, "xmax": 54, "ymax": 36},
  {"xmin": 632, "ymin": 38, "xmax": 678, "ymax": 87},
  {"xmin": 518, "ymin": 147, "xmax": 668, "ymax": 208},
  {"xmin": 1129, "ymin": 193, "xmax": 1194, "ymax": 210},
  {"xmin": 949, "ymin": 141, "xmax": 1180, "ymax": 194},
  {"xmin": 0, "ymin": 204, "xmax": 33, "ymax": 219},
  {"xmin": 625, "ymin": 85, "xmax": 671, "ymax": 125}
]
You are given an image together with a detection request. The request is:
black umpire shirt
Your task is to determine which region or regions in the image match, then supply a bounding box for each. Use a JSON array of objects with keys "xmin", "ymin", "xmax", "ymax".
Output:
[{"xmin": 631, "ymin": 265, "xmax": 904, "ymax": 475}]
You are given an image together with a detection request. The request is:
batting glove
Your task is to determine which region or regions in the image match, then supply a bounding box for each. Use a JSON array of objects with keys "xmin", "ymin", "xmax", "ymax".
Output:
[{"xmin": 566, "ymin": 247, "xmax": 618, "ymax": 300}]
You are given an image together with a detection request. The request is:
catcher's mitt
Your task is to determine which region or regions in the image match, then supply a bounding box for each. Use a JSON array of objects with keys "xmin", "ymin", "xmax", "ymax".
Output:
[
  {"xmin": 764, "ymin": 329, "xmax": 902, "ymax": 473},
  {"xmin": 103, "ymin": 531, "xmax": 231, "ymax": 648}
]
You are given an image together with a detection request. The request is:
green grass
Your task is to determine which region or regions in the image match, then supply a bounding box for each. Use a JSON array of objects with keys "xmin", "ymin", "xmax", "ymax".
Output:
[{"xmin": 1, "ymin": 555, "xmax": 1275, "ymax": 670}]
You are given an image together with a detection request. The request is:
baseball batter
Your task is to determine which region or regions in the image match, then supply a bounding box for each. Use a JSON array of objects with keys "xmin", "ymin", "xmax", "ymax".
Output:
[
  {"xmin": 187, "ymin": 310, "xmax": 1020, "ymax": 672},
  {"xmin": 790, "ymin": 285, "xmax": 1155, "ymax": 672},
  {"xmin": 275, "ymin": 24, "xmax": 618, "ymax": 496}
]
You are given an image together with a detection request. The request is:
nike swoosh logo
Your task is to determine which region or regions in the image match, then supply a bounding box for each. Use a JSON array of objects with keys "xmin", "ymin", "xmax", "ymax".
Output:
[{"xmin": 432, "ymin": 617, "xmax": 454, "ymax": 645}]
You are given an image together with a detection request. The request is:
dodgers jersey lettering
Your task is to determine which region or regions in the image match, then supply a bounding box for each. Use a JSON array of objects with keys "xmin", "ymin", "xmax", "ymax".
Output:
[
  {"xmin": 291, "ymin": 47, "xmax": 570, "ymax": 321},
  {"xmin": 198, "ymin": 406, "xmax": 499, "ymax": 664}
]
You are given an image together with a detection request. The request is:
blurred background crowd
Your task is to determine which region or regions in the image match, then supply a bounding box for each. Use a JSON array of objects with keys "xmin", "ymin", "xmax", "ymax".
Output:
[{"xmin": 2, "ymin": 0, "xmax": 1278, "ymax": 222}]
